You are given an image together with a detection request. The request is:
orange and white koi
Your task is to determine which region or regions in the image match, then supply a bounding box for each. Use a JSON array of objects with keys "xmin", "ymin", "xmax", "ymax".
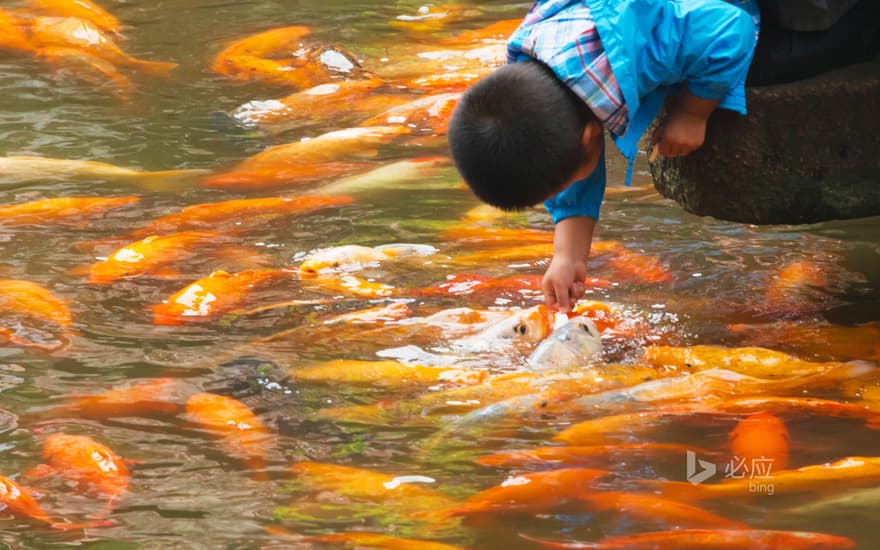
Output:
[
  {"xmin": 26, "ymin": 0, "xmax": 123, "ymax": 35},
  {"xmin": 451, "ymin": 304, "xmax": 553, "ymax": 352},
  {"xmin": 28, "ymin": 16, "xmax": 176, "ymax": 75},
  {"xmin": 315, "ymin": 156, "xmax": 453, "ymax": 196},
  {"xmin": 0, "ymin": 196, "xmax": 138, "ymax": 226},
  {"xmin": 29, "ymin": 434, "xmax": 129, "ymax": 504},
  {"xmin": 152, "ymin": 269, "xmax": 290, "ymax": 325}
]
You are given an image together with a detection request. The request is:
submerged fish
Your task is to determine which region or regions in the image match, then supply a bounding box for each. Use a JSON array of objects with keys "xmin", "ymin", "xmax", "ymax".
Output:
[
  {"xmin": 265, "ymin": 526, "xmax": 466, "ymax": 549},
  {"xmin": 0, "ymin": 156, "xmax": 208, "ymax": 190},
  {"xmin": 526, "ymin": 316, "xmax": 603, "ymax": 371},
  {"xmin": 0, "ymin": 9, "xmax": 35, "ymax": 52},
  {"xmin": 576, "ymin": 491, "xmax": 748, "ymax": 529},
  {"xmin": 49, "ymin": 378, "xmax": 182, "ymax": 419},
  {"xmin": 315, "ymin": 156, "xmax": 453, "ymax": 196},
  {"xmin": 729, "ymin": 412, "xmax": 790, "ymax": 470},
  {"xmin": 358, "ymin": 92, "xmax": 461, "ymax": 136},
  {"xmin": 0, "ymin": 196, "xmax": 138, "ymax": 226},
  {"xmin": 185, "ymin": 393, "xmax": 274, "ymax": 476},
  {"xmin": 0, "ymin": 279, "xmax": 72, "ymax": 350}
]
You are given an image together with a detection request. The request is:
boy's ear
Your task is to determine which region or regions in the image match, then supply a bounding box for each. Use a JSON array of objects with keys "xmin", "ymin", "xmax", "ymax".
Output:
[{"xmin": 580, "ymin": 119, "xmax": 601, "ymax": 150}]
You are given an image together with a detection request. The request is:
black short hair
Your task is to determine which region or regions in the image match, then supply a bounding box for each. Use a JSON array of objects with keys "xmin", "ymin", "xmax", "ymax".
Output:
[{"xmin": 448, "ymin": 60, "xmax": 594, "ymax": 210}]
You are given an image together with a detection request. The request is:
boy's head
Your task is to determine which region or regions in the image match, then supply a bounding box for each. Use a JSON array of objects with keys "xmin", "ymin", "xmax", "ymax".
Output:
[{"xmin": 448, "ymin": 60, "xmax": 601, "ymax": 210}]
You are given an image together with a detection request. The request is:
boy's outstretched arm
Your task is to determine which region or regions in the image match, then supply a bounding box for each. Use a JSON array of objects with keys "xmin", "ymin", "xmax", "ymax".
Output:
[{"xmin": 542, "ymin": 215, "xmax": 595, "ymax": 312}]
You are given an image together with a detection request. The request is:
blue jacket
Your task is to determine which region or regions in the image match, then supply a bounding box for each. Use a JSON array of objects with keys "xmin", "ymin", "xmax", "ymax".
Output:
[{"xmin": 515, "ymin": 0, "xmax": 760, "ymax": 223}]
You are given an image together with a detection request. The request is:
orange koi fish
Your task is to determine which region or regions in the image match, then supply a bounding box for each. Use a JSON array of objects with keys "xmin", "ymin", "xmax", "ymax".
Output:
[
  {"xmin": 647, "ymin": 456, "xmax": 880, "ymax": 501},
  {"xmin": 452, "ymin": 243, "xmax": 555, "ymax": 265},
  {"xmin": 729, "ymin": 412, "xmax": 790, "ymax": 470},
  {"xmin": 51, "ymin": 378, "xmax": 181, "ymax": 419},
  {"xmin": 28, "ymin": 16, "xmax": 177, "ymax": 75},
  {"xmin": 26, "ymin": 0, "xmax": 123, "ymax": 35},
  {"xmin": 358, "ymin": 92, "xmax": 461, "ymax": 136},
  {"xmin": 440, "ymin": 224, "xmax": 554, "ymax": 246},
  {"xmin": 288, "ymin": 461, "xmax": 456, "ymax": 511},
  {"xmin": 124, "ymin": 195, "xmax": 353, "ymax": 239},
  {"xmin": 476, "ymin": 443, "xmax": 704, "ymax": 469},
  {"xmin": 201, "ymin": 125, "xmax": 409, "ymax": 189},
  {"xmin": 290, "ymin": 359, "xmax": 487, "ymax": 388},
  {"xmin": 0, "ymin": 475, "xmax": 100, "ymax": 530},
  {"xmin": 415, "ymin": 273, "xmax": 544, "ymax": 300},
  {"xmin": 0, "ymin": 9, "xmax": 36, "ymax": 52},
  {"xmin": 264, "ymin": 526, "xmax": 466, "ymax": 550},
  {"xmin": 231, "ymin": 78, "xmax": 408, "ymax": 134},
  {"xmin": 0, "ymin": 196, "xmax": 138, "ymax": 226},
  {"xmin": 185, "ymin": 393, "xmax": 273, "ymax": 475},
  {"xmin": 0, "ymin": 156, "xmax": 208, "ymax": 188},
  {"xmin": 30, "ymin": 434, "xmax": 129, "ymax": 504},
  {"xmin": 522, "ymin": 528, "xmax": 855, "ymax": 549},
  {"xmin": 577, "ymin": 491, "xmax": 748, "ymax": 529},
  {"xmin": 438, "ymin": 468, "xmax": 609, "ymax": 519},
  {"xmin": 84, "ymin": 230, "xmax": 223, "ymax": 284},
  {"xmin": 639, "ymin": 344, "xmax": 845, "ymax": 378},
  {"xmin": 151, "ymin": 269, "xmax": 290, "ymax": 325},
  {"xmin": 843, "ymin": 375, "xmax": 880, "ymax": 403}
]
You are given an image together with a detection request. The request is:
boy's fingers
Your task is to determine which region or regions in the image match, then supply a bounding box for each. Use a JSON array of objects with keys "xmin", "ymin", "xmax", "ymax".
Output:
[{"xmin": 554, "ymin": 282, "xmax": 571, "ymax": 313}]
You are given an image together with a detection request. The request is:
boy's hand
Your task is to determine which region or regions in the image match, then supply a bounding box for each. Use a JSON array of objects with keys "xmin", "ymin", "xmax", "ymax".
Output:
[
  {"xmin": 651, "ymin": 91, "xmax": 720, "ymax": 158},
  {"xmin": 542, "ymin": 254, "xmax": 588, "ymax": 313},
  {"xmin": 652, "ymin": 111, "xmax": 708, "ymax": 157}
]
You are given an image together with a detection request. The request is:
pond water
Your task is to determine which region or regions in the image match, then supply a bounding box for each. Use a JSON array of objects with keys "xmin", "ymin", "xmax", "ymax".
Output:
[{"xmin": 1, "ymin": 1, "xmax": 879, "ymax": 549}]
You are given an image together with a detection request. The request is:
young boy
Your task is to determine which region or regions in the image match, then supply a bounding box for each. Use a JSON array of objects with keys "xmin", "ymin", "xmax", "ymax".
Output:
[{"xmin": 448, "ymin": 0, "xmax": 760, "ymax": 312}]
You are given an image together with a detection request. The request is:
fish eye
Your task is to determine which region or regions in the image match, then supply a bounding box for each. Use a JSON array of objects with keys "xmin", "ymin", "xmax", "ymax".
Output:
[
  {"xmin": 513, "ymin": 322, "xmax": 527, "ymax": 335},
  {"xmin": 579, "ymin": 323, "xmax": 591, "ymax": 332},
  {"xmin": 332, "ymin": 262, "xmax": 340, "ymax": 268}
]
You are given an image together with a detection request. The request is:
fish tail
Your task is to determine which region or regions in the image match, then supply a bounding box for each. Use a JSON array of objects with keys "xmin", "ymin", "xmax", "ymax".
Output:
[{"xmin": 128, "ymin": 169, "xmax": 212, "ymax": 192}]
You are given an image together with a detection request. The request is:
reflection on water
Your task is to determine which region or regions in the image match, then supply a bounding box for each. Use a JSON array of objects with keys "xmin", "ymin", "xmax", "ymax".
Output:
[{"xmin": 1, "ymin": 1, "xmax": 879, "ymax": 548}]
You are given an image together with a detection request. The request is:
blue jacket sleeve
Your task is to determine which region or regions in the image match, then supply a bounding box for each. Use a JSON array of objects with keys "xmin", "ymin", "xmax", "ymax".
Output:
[
  {"xmin": 678, "ymin": 1, "xmax": 758, "ymax": 114},
  {"xmin": 543, "ymin": 146, "xmax": 606, "ymax": 223}
]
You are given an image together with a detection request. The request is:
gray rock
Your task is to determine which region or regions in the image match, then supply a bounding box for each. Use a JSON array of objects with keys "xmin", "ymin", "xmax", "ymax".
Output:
[{"xmin": 649, "ymin": 59, "xmax": 880, "ymax": 224}]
